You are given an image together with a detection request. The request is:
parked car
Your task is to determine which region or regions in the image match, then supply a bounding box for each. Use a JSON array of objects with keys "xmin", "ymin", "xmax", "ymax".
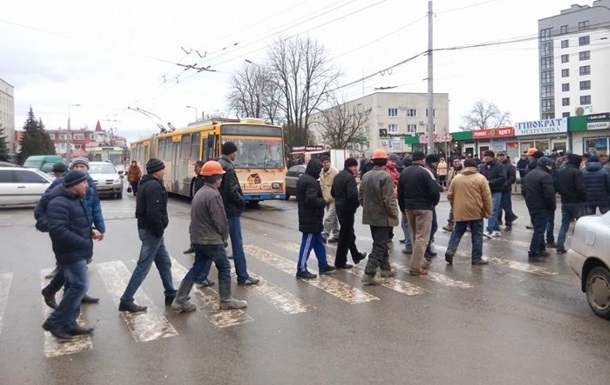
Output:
[
  {"xmin": 284, "ymin": 164, "xmax": 306, "ymax": 200},
  {"xmin": 0, "ymin": 161, "xmax": 19, "ymax": 167},
  {"xmin": 0, "ymin": 166, "xmax": 53, "ymax": 208},
  {"xmin": 23, "ymin": 155, "xmax": 65, "ymax": 174},
  {"xmin": 567, "ymin": 212, "xmax": 610, "ymax": 320},
  {"xmin": 88, "ymin": 161, "xmax": 124, "ymax": 199}
]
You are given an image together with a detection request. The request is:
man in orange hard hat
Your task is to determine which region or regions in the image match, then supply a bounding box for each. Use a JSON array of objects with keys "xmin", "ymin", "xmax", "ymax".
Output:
[{"xmin": 358, "ymin": 149, "xmax": 399, "ymax": 285}]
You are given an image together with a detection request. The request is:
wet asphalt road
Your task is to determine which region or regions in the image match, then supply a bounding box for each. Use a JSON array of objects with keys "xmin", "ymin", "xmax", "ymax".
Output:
[{"xmin": 0, "ymin": 191, "xmax": 609, "ymax": 385}]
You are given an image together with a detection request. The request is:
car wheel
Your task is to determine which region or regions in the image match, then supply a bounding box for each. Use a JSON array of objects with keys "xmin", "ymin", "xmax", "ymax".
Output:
[
  {"xmin": 117, "ymin": 192, "xmax": 123, "ymax": 199},
  {"xmin": 284, "ymin": 194, "xmax": 290, "ymax": 200},
  {"xmin": 585, "ymin": 266, "xmax": 610, "ymax": 319}
]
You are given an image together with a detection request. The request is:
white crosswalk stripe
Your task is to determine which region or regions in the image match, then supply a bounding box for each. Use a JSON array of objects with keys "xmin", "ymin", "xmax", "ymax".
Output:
[
  {"xmin": 169, "ymin": 258, "xmax": 254, "ymax": 327},
  {"xmin": 433, "ymin": 245, "xmax": 558, "ymax": 276},
  {"xmin": 40, "ymin": 270, "xmax": 92, "ymax": 358},
  {"xmin": 0, "ymin": 273, "xmax": 13, "ymax": 336},
  {"xmin": 245, "ymin": 245, "xmax": 379, "ymax": 304},
  {"xmin": 96, "ymin": 261, "xmax": 179, "ymax": 342},
  {"xmin": 325, "ymin": 240, "xmax": 473, "ymax": 289}
]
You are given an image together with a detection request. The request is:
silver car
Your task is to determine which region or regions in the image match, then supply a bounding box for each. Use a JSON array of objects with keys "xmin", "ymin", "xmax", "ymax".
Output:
[
  {"xmin": 88, "ymin": 161, "xmax": 124, "ymax": 199},
  {"xmin": 568, "ymin": 212, "xmax": 610, "ymax": 320},
  {"xmin": 0, "ymin": 166, "xmax": 53, "ymax": 208},
  {"xmin": 284, "ymin": 164, "xmax": 306, "ymax": 200}
]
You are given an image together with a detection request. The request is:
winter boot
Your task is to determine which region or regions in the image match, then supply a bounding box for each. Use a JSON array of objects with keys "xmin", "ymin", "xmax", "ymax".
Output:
[
  {"xmin": 218, "ymin": 280, "xmax": 247, "ymax": 310},
  {"xmin": 171, "ymin": 279, "xmax": 196, "ymax": 313}
]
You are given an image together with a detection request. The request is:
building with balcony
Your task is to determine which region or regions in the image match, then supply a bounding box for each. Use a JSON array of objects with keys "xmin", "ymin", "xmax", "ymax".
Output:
[
  {"xmin": 538, "ymin": 0, "xmax": 610, "ymax": 120},
  {"xmin": 309, "ymin": 91, "xmax": 450, "ymax": 155}
]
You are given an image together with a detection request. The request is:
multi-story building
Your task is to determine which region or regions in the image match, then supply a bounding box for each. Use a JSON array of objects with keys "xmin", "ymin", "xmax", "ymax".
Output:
[
  {"xmin": 538, "ymin": 0, "xmax": 610, "ymax": 120},
  {"xmin": 0, "ymin": 78, "xmax": 15, "ymax": 157},
  {"xmin": 309, "ymin": 91, "xmax": 450, "ymax": 155}
]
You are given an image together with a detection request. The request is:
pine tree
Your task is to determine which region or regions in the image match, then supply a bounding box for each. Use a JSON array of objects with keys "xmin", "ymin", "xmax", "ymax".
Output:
[
  {"xmin": 19, "ymin": 107, "xmax": 55, "ymax": 163},
  {"xmin": 0, "ymin": 124, "xmax": 10, "ymax": 161}
]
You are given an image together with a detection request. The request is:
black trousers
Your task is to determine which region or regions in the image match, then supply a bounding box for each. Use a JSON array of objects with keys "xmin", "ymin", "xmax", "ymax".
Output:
[
  {"xmin": 335, "ymin": 210, "xmax": 361, "ymax": 267},
  {"xmin": 364, "ymin": 226, "xmax": 391, "ymax": 275}
]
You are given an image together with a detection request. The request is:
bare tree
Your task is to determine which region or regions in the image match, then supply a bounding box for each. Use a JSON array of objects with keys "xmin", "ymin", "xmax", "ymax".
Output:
[
  {"xmin": 461, "ymin": 100, "xmax": 511, "ymax": 130},
  {"xmin": 314, "ymin": 94, "xmax": 370, "ymax": 148},
  {"xmin": 227, "ymin": 63, "xmax": 281, "ymax": 124},
  {"xmin": 267, "ymin": 36, "xmax": 341, "ymax": 148}
]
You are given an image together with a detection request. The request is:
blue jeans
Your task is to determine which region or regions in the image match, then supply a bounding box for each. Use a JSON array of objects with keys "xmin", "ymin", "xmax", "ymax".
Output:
[
  {"xmin": 499, "ymin": 191, "xmax": 516, "ymax": 224},
  {"xmin": 529, "ymin": 211, "xmax": 552, "ymax": 258},
  {"xmin": 196, "ymin": 216, "xmax": 250, "ymax": 283},
  {"xmin": 45, "ymin": 259, "xmax": 88, "ymax": 330},
  {"xmin": 557, "ymin": 203, "xmax": 584, "ymax": 250},
  {"xmin": 487, "ymin": 193, "xmax": 502, "ymax": 233},
  {"xmin": 186, "ymin": 244, "xmax": 231, "ymax": 284},
  {"xmin": 120, "ymin": 229, "xmax": 176, "ymax": 304},
  {"xmin": 446, "ymin": 220, "xmax": 484, "ymax": 262},
  {"xmin": 297, "ymin": 233, "xmax": 329, "ymax": 272},
  {"xmin": 401, "ymin": 213, "xmax": 412, "ymax": 249}
]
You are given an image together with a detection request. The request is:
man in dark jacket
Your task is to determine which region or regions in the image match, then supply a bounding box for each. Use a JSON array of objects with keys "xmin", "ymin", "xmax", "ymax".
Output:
[
  {"xmin": 398, "ymin": 151, "xmax": 440, "ymax": 276},
  {"xmin": 582, "ymin": 155, "xmax": 610, "ymax": 215},
  {"xmin": 194, "ymin": 142, "xmax": 259, "ymax": 286},
  {"xmin": 522, "ymin": 157, "xmax": 556, "ymax": 262},
  {"xmin": 171, "ymin": 160, "xmax": 247, "ymax": 312},
  {"xmin": 478, "ymin": 150, "xmax": 506, "ymax": 238},
  {"xmin": 295, "ymin": 158, "xmax": 336, "ymax": 279},
  {"xmin": 359, "ymin": 149, "xmax": 399, "ymax": 284},
  {"xmin": 332, "ymin": 158, "xmax": 367, "ymax": 269},
  {"xmin": 556, "ymin": 154, "xmax": 587, "ymax": 254},
  {"xmin": 42, "ymin": 170, "xmax": 100, "ymax": 340},
  {"xmin": 183, "ymin": 160, "xmax": 206, "ymax": 255},
  {"xmin": 119, "ymin": 159, "xmax": 177, "ymax": 313},
  {"xmin": 516, "ymin": 152, "xmax": 529, "ymax": 179},
  {"xmin": 496, "ymin": 152, "xmax": 518, "ymax": 231}
]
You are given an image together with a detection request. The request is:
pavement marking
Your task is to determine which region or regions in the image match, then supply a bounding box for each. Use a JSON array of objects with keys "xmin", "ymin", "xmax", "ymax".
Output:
[
  {"xmin": 96, "ymin": 261, "xmax": 179, "ymax": 342},
  {"xmin": 40, "ymin": 270, "xmax": 93, "ymax": 358},
  {"xmin": 433, "ymin": 245, "xmax": 558, "ymax": 276},
  {"xmin": 389, "ymin": 261, "xmax": 474, "ymax": 289},
  {"xmin": 432, "ymin": 230, "xmax": 532, "ymax": 249},
  {"xmin": 229, "ymin": 267, "xmax": 314, "ymax": 315},
  {"xmin": 169, "ymin": 258, "xmax": 254, "ymax": 327},
  {"xmin": 328, "ymin": 238, "xmax": 472, "ymax": 289},
  {"xmin": 307, "ymin": 243, "xmax": 425, "ymax": 296},
  {"xmin": 0, "ymin": 273, "xmax": 13, "ymax": 336},
  {"xmin": 245, "ymin": 244, "xmax": 378, "ymax": 304}
]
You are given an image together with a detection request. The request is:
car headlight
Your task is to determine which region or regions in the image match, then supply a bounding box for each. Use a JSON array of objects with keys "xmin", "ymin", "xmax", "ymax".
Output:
[{"xmin": 272, "ymin": 182, "xmax": 281, "ymax": 189}]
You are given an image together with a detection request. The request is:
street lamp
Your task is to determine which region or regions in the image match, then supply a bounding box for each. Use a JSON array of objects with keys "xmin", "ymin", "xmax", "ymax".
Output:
[
  {"xmin": 67, "ymin": 104, "xmax": 81, "ymax": 161},
  {"xmin": 186, "ymin": 105, "xmax": 198, "ymax": 121}
]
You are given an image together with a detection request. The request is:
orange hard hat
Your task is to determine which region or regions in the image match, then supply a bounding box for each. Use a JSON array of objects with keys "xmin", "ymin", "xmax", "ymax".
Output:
[
  {"xmin": 371, "ymin": 149, "xmax": 389, "ymax": 160},
  {"xmin": 526, "ymin": 147, "xmax": 538, "ymax": 156},
  {"xmin": 200, "ymin": 161, "xmax": 226, "ymax": 176}
]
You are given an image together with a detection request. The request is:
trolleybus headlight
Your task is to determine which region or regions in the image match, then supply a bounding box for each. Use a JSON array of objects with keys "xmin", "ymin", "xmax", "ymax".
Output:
[{"xmin": 272, "ymin": 182, "xmax": 281, "ymax": 189}]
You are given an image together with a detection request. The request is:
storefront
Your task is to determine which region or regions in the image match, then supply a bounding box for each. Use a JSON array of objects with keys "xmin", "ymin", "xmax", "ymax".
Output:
[
  {"xmin": 404, "ymin": 132, "xmax": 453, "ymax": 156},
  {"xmin": 449, "ymin": 128, "xmax": 517, "ymax": 159},
  {"xmin": 568, "ymin": 113, "xmax": 610, "ymax": 155},
  {"xmin": 514, "ymin": 118, "xmax": 568, "ymax": 154}
]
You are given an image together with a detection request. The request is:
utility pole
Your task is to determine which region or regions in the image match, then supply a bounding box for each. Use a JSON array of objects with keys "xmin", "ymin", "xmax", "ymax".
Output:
[{"xmin": 426, "ymin": 0, "xmax": 435, "ymax": 155}]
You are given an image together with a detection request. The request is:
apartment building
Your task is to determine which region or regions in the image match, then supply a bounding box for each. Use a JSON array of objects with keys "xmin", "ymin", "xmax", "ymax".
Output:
[
  {"xmin": 309, "ymin": 91, "xmax": 449, "ymax": 155},
  {"xmin": 539, "ymin": 0, "xmax": 610, "ymax": 119},
  {"xmin": 0, "ymin": 78, "xmax": 15, "ymax": 156}
]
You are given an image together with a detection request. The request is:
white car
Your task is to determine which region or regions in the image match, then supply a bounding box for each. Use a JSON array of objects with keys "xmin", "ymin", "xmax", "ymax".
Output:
[
  {"xmin": 567, "ymin": 212, "xmax": 610, "ymax": 320},
  {"xmin": 88, "ymin": 161, "xmax": 124, "ymax": 199},
  {"xmin": 0, "ymin": 166, "xmax": 54, "ymax": 208}
]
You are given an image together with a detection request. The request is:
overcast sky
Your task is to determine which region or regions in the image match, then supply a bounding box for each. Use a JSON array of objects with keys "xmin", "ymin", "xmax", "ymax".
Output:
[{"xmin": 0, "ymin": 0, "xmax": 587, "ymax": 142}]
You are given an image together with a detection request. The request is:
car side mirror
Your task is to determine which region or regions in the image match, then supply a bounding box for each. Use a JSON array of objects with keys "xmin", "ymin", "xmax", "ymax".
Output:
[{"xmin": 118, "ymin": 170, "xmax": 124, "ymax": 175}]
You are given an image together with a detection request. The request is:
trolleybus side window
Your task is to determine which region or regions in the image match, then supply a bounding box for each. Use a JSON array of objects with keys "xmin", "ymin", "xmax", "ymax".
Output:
[
  {"xmin": 180, "ymin": 134, "xmax": 191, "ymax": 160},
  {"xmin": 191, "ymin": 133, "xmax": 201, "ymax": 160}
]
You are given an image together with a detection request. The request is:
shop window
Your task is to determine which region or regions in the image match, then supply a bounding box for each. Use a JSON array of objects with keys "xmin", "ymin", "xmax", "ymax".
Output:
[{"xmin": 585, "ymin": 138, "xmax": 608, "ymax": 155}]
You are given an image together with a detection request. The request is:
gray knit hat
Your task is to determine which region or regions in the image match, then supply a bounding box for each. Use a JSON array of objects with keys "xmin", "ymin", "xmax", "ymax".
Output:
[
  {"xmin": 146, "ymin": 158, "xmax": 165, "ymax": 174},
  {"xmin": 70, "ymin": 157, "xmax": 89, "ymax": 169}
]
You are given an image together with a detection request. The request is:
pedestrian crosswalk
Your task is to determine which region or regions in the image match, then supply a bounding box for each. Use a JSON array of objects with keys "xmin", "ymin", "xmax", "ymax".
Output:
[{"xmin": 0, "ymin": 237, "xmax": 565, "ymax": 359}]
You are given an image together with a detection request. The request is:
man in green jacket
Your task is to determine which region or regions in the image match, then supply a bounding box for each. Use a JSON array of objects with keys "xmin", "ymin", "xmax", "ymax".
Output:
[{"xmin": 358, "ymin": 149, "xmax": 399, "ymax": 285}]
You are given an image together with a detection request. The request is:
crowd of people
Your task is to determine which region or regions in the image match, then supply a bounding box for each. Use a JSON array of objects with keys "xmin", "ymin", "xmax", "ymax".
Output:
[{"xmin": 35, "ymin": 142, "xmax": 610, "ymax": 341}]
